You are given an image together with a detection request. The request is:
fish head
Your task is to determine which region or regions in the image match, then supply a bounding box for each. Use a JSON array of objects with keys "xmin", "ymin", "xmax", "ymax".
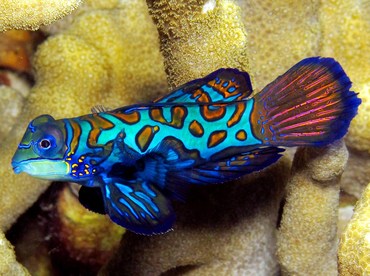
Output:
[{"xmin": 12, "ymin": 115, "xmax": 70, "ymax": 180}]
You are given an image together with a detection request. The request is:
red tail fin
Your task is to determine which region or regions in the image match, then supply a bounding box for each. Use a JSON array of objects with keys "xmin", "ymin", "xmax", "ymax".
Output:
[{"xmin": 251, "ymin": 57, "xmax": 361, "ymax": 147}]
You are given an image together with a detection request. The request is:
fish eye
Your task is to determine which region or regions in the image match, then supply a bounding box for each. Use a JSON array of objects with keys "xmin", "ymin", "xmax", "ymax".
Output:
[{"xmin": 39, "ymin": 139, "xmax": 51, "ymax": 149}]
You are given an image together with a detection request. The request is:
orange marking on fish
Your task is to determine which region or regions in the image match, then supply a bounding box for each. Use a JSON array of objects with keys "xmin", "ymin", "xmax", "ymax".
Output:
[
  {"xmin": 136, "ymin": 125, "xmax": 159, "ymax": 152},
  {"xmin": 189, "ymin": 120, "xmax": 204, "ymax": 137},
  {"xmin": 200, "ymin": 104, "xmax": 226, "ymax": 122},
  {"xmin": 227, "ymin": 102, "xmax": 246, "ymax": 127},
  {"xmin": 70, "ymin": 119, "xmax": 81, "ymax": 154},
  {"xmin": 114, "ymin": 110, "xmax": 141, "ymax": 124},
  {"xmin": 82, "ymin": 114, "xmax": 114, "ymax": 146},
  {"xmin": 150, "ymin": 106, "xmax": 187, "ymax": 129},
  {"xmin": 236, "ymin": 130, "xmax": 247, "ymax": 141},
  {"xmin": 207, "ymin": 130, "xmax": 227, "ymax": 148}
]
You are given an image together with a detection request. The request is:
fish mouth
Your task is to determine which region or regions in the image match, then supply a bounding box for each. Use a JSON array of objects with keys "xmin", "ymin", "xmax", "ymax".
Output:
[
  {"xmin": 11, "ymin": 159, "xmax": 71, "ymax": 180},
  {"xmin": 11, "ymin": 161, "xmax": 23, "ymax": 174},
  {"xmin": 13, "ymin": 166, "xmax": 22, "ymax": 174}
]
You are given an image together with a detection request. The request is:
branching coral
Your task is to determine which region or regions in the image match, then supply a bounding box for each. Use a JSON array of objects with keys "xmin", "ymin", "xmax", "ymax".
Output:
[
  {"xmin": 319, "ymin": 0, "xmax": 370, "ymax": 198},
  {"xmin": 0, "ymin": 0, "xmax": 83, "ymax": 32},
  {"xmin": 319, "ymin": 0, "xmax": 370, "ymax": 153},
  {"xmin": 0, "ymin": 0, "xmax": 166, "ymax": 230},
  {"xmin": 339, "ymin": 182, "xmax": 370, "ymax": 275},
  {"xmin": 238, "ymin": 0, "xmax": 321, "ymax": 89},
  {"xmin": 146, "ymin": 0, "xmax": 250, "ymax": 89},
  {"xmin": 277, "ymin": 141, "xmax": 348, "ymax": 275}
]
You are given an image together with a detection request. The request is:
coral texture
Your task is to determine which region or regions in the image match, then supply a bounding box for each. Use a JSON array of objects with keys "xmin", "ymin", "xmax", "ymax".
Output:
[
  {"xmin": 0, "ymin": 230, "xmax": 29, "ymax": 275},
  {"xmin": 238, "ymin": 0, "xmax": 321, "ymax": 89},
  {"xmin": 277, "ymin": 140, "xmax": 348, "ymax": 275},
  {"xmin": 319, "ymin": 0, "xmax": 370, "ymax": 153},
  {"xmin": 0, "ymin": 86, "xmax": 24, "ymax": 139},
  {"xmin": 102, "ymin": 160, "xmax": 289, "ymax": 275},
  {"xmin": 146, "ymin": 0, "xmax": 250, "ymax": 89},
  {"xmin": 320, "ymin": 0, "xmax": 370, "ymax": 200},
  {"xmin": 339, "ymin": 182, "xmax": 370, "ymax": 275},
  {"xmin": 0, "ymin": 0, "xmax": 166, "ymax": 231},
  {"xmin": 0, "ymin": 0, "xmax": 82, "ymax": 32}
]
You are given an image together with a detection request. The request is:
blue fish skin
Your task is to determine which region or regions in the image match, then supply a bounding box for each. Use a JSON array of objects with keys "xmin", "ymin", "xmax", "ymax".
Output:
[{"xmin": 11, "ymin": 57, "xmax": 361, "ymax": 235}]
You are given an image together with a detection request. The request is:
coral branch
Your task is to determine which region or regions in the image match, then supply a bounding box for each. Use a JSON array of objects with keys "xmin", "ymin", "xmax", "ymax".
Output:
[
  {"xmin": 277, "ymin": 140, "xmax": 348, "ymax": 275},
  {"xmin": 146, "ymin": 0, "xmax": 250, "ymax": 89},
  {"xmin": 339, "ymin": 182, "xmax": 370, "ymax": 275},
  {"xmin": 0, "ymin": 0, "xmax": 83, "ymax": 32}
]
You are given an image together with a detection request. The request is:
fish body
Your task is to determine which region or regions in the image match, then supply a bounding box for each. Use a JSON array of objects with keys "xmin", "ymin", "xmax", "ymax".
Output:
[{"xmin": 12, "ymin": 57, "xmax": 361, "ymax": 234}]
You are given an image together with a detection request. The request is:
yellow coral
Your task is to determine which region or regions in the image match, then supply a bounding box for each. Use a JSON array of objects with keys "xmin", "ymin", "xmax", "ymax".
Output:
[
  {"xmin": 147, "ymin": 0, "xmax": 250, "ymax": 89},
  {"xmin": 319, "ymin": 0, "xmax": 370, "ymax": 152},
  {"xmin": 0, "ymin": 0, "xmax": 83, "ymax": 32},
  {"xmin": 0, "ymin": 0, "xmax": 166, "ymax": 230},
  {"xmin": 238, "ymin": 0, "xmax": 321, "ymax": 89},
  {"xmin": 339, "ymin": 183, "xmax": 370, "ymax": 275},
  {"xmin": 0, "ymin": 230, "xmax": 29, "ymax": 275},
  {"xmin": 277, "ymin": 141, "xmax": 348, "ymax": 275}
]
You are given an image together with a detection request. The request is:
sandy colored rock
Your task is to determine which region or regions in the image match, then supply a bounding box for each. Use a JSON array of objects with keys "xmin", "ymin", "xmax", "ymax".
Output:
[
  {"xmin": 277, "ymin": 140, "xmax": 348, "ymax": 275},
  {"xmin": 0, "ymin": 0, "xmax": 82, "ymax": 32}
]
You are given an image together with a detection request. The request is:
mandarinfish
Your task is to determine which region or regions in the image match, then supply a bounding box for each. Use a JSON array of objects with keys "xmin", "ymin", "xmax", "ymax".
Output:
[{"xmin": 12, "ymin": 57, "xmax": 361, "ymax": 235}]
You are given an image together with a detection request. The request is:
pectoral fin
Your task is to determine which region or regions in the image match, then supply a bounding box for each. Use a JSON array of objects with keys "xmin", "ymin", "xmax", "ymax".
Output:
[
  {"xmin": 79, "ymin": 186, "xmax": 105, "ymax": 215},
  {"xmin": 101, "ymin": 178, "xmax": 175, "ymax": 235}
]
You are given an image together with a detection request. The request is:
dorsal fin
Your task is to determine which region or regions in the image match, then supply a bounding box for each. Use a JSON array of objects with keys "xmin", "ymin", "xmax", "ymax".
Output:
[
  {"xmin": 154, "ymin": 68, "xmax": 253, "ymax": 104},
  {"xmin": 91, "ymin": 105, "xmax": 111, "ymax": 114}
]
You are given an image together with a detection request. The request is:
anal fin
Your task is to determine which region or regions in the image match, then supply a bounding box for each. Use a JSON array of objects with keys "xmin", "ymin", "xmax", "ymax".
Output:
[{"xmin": 166, "ymin": 146, "xmax": 284, "ymax": 186}]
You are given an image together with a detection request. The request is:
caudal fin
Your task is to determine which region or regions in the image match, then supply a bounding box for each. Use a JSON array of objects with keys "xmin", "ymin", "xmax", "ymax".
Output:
[{"xmin": 251, "ymin": 57, "xmax": 361, "ymax": 147}]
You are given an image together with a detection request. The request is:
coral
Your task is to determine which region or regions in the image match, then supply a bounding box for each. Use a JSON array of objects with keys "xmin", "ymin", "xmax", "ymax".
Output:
[
  {"xmin": 0, "ymin": 0, "xmax": 166, "ymax": 230},
  {"xmin": 101, "ymin": 160, "xmax": 290, "ymax": 275},
  {"xmin": 337, "ymin": 192, "xmax": 357, "ymax": 239},
  {"xmin": 146, "ymin": 0, "xmax": 250, "ymax": 89},
  {"xmin": 41, "ymin": 0, "xmax": 124, "ymax": 34},
  {"xmin": 47, "ymin": 184, "xmax": 124, "ymax": 272},
  {"xmin": 0, "ymin": 30, "xmax": 33, "ymax": 73},
  {"xmin": 0, "ymin": 230, "xmax": 29, "ymax": 275},
  {"xmin": 277, "ymin": 140, "xmax": 348, "ymax": 275},
  {"xmin": 319, "ymin": 0, "xmax": 370, "ymax": 153},
  {"xmin": 339, "ymin": 182, "xmax": 370, "ymax": 275},
  {"xmin": 238, "ymin": 0, "xmax": 321, "ymax": 89},
  {"xmin": 319, "ymin": 0, "xmax": 370, "ymax": 199},
  {"xmin": 0, "ymin": 86, "xmax": 25, "ymax": 139},
  {"xmin": 0, "ymin": 0, "xmax": 82, "ymax": 32},
  {"xmin": 340, "ymin": 150, "xmax": 370, "ymax": 199}
]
